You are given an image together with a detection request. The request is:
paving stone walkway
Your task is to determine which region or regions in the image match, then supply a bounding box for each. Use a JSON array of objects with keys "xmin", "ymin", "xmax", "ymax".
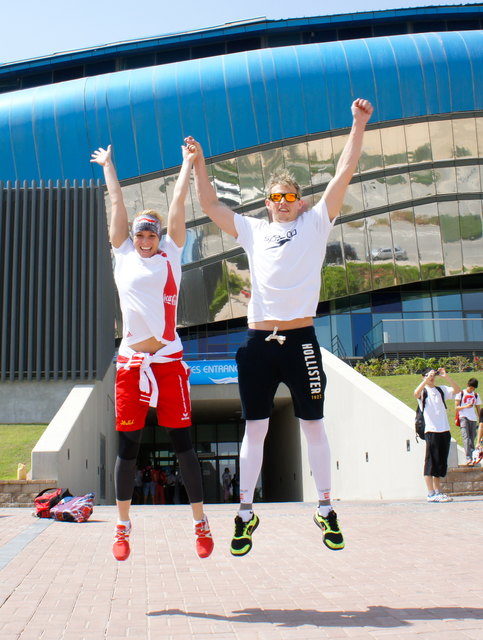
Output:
[{"xmin": 1, "ymin": 498, "xmax": 482, "ymax": 639}]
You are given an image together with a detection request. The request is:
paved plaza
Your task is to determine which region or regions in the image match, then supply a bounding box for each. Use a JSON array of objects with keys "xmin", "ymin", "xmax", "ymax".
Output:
[{"xmin": 1, "ymin": 498, "xmax": 482, "ymax": 640}]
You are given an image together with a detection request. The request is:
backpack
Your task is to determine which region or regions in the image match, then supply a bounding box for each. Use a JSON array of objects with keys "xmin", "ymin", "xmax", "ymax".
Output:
[
  {"xmin": 415, "ymin": 386, "xmax": 446, "ymax": 441},
  {"xmin": 34, "ymin": 488, "xmax": 72, "ymax": 518},
  {"xmin": 49, "ymin": 493, "xmax": 95, "ymax": 523}
]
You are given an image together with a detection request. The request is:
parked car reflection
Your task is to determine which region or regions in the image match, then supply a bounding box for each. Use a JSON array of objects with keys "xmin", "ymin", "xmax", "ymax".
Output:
[{"xmin": 367, "ymin": 246, "xmax": 408, "ymax": 261}]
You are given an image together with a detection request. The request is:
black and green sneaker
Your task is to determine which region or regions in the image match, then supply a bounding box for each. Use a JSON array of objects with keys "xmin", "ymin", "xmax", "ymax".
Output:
[
  {"xmin": 230, "ymin": 513, "xmax": 260, "ymax": 556},
  {"xmin": 313, "ymin": 509, "xmax": 345, "ymax": 550}
]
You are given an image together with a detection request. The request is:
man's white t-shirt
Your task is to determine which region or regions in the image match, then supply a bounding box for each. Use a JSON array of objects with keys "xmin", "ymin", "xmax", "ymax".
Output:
[
  {"xmin": 113, "ymin": 235, "xmax": 182, "ymax": 353},
  {"xmin": 419, "ymin": 385, "xmax": 455, "ymax": 433},
  {"xmin": 457, "ymin": 390, "xmax": 481, "ymax": 421},
  {"xmin": 233, "ymin": 199, "xmax": 334, "ymax": 323}
]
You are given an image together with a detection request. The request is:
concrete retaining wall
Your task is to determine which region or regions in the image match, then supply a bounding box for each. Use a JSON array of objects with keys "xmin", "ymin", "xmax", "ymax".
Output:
[
  {"xmin": 31, "ymin": 364, "xmax": 117, "ymax": 504},
  {"xmin": 300, "ymin": 349, "xmax": 464, "ymax": 501}
]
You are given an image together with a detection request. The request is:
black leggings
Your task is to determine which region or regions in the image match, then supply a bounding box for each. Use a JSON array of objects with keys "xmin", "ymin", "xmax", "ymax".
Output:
[{"xmin": 115, "ymin": 427, "xmax": 203, "ymax": 503}]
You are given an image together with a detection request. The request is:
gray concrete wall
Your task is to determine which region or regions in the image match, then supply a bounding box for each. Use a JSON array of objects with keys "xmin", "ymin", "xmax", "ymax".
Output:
[
  {"xmin": 0, "ymin": 381, "xmax": 77, "ymax": 424},
  {"xmin": 31, "ymin": 364, "xmax": 117, "ymax": 504},
  {"xmin": 299, "ymin": 349, "xmax": 465, "ymax": 501}
]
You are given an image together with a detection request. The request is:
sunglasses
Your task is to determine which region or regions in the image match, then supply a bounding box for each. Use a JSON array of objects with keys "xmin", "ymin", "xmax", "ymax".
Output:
[{"xmin": 268, "ymin": 192, "xmax": 299, "ymax": 203}]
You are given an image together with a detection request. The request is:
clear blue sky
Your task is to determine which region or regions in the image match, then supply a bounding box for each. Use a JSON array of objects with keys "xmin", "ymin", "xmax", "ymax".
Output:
[{"xmin": 0, "ymin": 0, "xmax": 468, "ymax": 65}]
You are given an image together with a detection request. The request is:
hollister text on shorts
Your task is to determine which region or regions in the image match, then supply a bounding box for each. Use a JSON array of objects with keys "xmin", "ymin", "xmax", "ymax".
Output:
[{"xmin": 302, "ymin": 343, "xmax": 322, "ymax": 398}]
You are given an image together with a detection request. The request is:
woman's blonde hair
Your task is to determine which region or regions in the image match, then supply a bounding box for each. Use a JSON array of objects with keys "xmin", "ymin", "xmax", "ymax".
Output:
[{"xmin": 134, "ymin": 209, "xmax": 165, "ymax": 228}]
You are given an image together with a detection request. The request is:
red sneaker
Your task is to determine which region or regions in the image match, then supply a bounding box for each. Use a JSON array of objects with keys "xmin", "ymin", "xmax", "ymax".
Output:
[
  {"xmin": 112, "ymin": 524, "xmax": 131, "ymax": 561},
  {"xmin": 194, "ymin": 517, "xmax": 214, "ymax": 559}
]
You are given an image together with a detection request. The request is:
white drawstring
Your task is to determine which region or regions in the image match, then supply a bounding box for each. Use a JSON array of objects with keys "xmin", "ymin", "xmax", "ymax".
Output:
[{"xmin": 264, "ymin": 327, "xmax": 286, "ymax": 345}]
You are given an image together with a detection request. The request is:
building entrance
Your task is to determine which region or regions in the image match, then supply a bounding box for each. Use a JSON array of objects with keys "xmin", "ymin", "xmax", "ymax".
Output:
[
  {"xmin": 136, "ymin": 416, "xmax": 244, "ymax": 504},
  {"xmin": 199, "ymin": 455, "xmax": 238, "ymax": 503}
]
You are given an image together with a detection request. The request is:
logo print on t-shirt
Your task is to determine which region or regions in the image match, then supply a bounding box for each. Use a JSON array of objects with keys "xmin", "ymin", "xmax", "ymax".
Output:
[{"xmin": 265, "ymin": 228, "xmax": 297, "ymax": 249}]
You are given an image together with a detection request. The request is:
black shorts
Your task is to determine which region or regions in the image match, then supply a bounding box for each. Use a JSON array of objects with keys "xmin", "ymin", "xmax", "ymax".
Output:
[
  {"xmin": 424, "ymin": 431, "xmax": 451, "ymax": 477},
  {"xmin": 236, "ymin": 326, "xmax": 326, "ymax": 420}
]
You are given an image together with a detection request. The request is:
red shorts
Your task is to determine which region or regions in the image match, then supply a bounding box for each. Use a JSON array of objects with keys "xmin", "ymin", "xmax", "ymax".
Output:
[{"xmin": 115, "ymin": 360, "xmax": 191, "ymax": 431}]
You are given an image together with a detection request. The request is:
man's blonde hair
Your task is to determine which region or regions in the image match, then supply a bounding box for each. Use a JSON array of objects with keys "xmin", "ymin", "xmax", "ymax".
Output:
[{"xmin": 266, "ymin": 170, "xmax": 302, "ymax": 199}]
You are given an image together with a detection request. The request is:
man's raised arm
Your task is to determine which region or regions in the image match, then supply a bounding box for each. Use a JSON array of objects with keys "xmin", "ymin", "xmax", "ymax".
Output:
[
  {"xmin": 186, "ymin": 136, "xmax": 238, "ymax": 238},
  {"xmin": 323, "ymin": 98, "xmax": 374, "ymax": 221}
]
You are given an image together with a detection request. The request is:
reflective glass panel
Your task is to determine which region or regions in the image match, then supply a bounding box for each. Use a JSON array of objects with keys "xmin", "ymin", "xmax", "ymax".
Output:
[
  {"xmin": 181, "ymin": 227, "xmax": 201, "ymax": 265},
  {"xmin": 212, "ymin": 158, "xmax": 241, "ymax": 208},
  {"xmin": 358, "ymin": 129, "xmax": 383, "ymax": 172},
  {"xmin": 456, "ymin": 165, "xmax": 481, "ymax": 193},
  {"xmin": 340, "ymin": 181, "xmax": 363, "ymax": 217},
  {"xmin": 410, "ymin": 169, "xmax": 436, "ymax": 199},
  {"xmin": 221, "ymin": 229, "xmax": 238, "ymax": 253},
  {"xmin": 432, "ymin": 291, "xmax": 462, "ymax": 311},
  {"xmin": 429, "ymin": 120, "xmax": 454, "ymax": 161},
  {"xmin": 400, "ymin": 315, "xmax": 435, "ymax": 342},
  {"xmin": 452, "ymin": 118, "xmax": 478, "ymax": 158},
  {"xmin": 434, "ymin": 166, "xmax": 457, "ymax": 195},
  {"xmin": 350, "ymin": 293, "xmax": 371, "ymax": 313},
  {"xmin": 202, "ymin": 261, "xmax": 231, "ymax": 322},
  {"xmin": 178, "ymin": 267, "xmax": 209, "ymax": 326},
  {"xmin": 103, "ymin": 190, "xmax": 112, "ymax": 224},
  {"xmin": 196, "ymin": 221, "xmax": 223, "ymax": 259},
  {"xmin": 438, "ymin": 201, "xmax": 463, "ymax": 276},
  {"xmin": 322, "ymin": 224, "xmax": 348, "ymax": 299},
  {"xmin": 340, "ymin": 220, "xmax": 372, "ymax": 293},
  {"xmin": 283, "ymin": 142, "xmax": 311, "ymax": 189},
  {"xmin": 164, "ymin": 173, "xmax": 179, "ymax": 216},
  {"xmin": 402, "ymin": 290, "xmax": 432, "ymax": 312},
  {"xmin": 330, "ymin": 313, "xmax": 353, "ymax": 357},
  {"xmin": 260, "ymin": 146, "xmax": 285, "ymax": 185},
  {"xmin": 477, "ymin": 116, "xmax": 483, "ymax": 157},
  {"xmin": 120, "ymin": 182, "xmax": 144, "ymax": 222},
  {"xmin": 307, "ymin": 137, "xmax": 335, "ymax": 186},
  {"xmin": 332, "ymin": 133, "xmax": 348, "ymax": 168},
  {"xmin": 313, "ymin": 314, "xmax": 331, "ymax": 352},
  {"xmin": 361, "ymin": 176, "xmax": 388, "ymax": 210},
  {"xmin": 389, "ymin": 208, "xmax": 421, "ymax": 284},
  {"xmin": 140, "ymin": 176, "xmax": 170, "ymax": 218},
  {"xmin": 367, "ymin": 212, "xmax": 396, "ymax": 289},
  {"xmin": 225, "ymin": 254, "xmax": 251, "ymax": 320},
  {"xmin": 405, "ymin": 122, "xmax": 432, "ymax": 164},
  {"xmin": 462, "ymin": 290, "xmax": 483, "ymax": 310},
  {"xmin": 414, "ymin": 203, "xmax": 445, "ymax": 280},
  {"xmin": 386, "ymin": 172, "xmax": 412, "ymax": 205},
  {"xmin": 381, "ymin": 125, "xmax": 408, "ymax": 167},
  {"xmin": 459, "ymin": 199, "xmax": 483, "ymax": 274},
  {"xmin": 236, "ymin": 153, "xmax": 265, "ymax": 205}
]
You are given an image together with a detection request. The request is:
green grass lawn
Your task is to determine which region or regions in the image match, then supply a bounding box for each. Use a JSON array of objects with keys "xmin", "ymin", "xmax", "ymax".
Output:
[
  {"xmin": 367, "ymin": 371, "xmax": 482, "ymax": 447},
  {"xmin": 0, "ymin": 424, "xmax": 48, "ymax": 480}
]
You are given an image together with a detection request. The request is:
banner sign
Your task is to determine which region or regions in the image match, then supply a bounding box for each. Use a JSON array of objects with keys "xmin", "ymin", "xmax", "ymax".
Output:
[{"xmin": 186, "ymin": 360, "xmax": 238, "ymax": 385}]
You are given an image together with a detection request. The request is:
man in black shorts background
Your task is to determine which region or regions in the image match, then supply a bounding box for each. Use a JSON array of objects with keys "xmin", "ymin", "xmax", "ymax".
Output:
[{"xmin": 414, "ymin": 367, "xmax": 461, "ymax": 503}]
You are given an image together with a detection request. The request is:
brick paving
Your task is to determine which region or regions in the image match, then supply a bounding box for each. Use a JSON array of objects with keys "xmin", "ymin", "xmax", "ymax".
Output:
[{"xmin": 1, "ymin": 499, "xmax": 483, "ymax": 640}]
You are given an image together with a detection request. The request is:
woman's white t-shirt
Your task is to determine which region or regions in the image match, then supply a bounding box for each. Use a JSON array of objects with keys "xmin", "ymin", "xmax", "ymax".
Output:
[{"xmin": 113, "ymin": 235, "xmax": 182, "ymax": 353}]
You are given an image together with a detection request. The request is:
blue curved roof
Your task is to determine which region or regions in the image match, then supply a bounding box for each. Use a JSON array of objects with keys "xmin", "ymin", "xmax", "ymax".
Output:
[{"xmin": 1, "ymin": 31, "xmax": 482, "ymax": 183}]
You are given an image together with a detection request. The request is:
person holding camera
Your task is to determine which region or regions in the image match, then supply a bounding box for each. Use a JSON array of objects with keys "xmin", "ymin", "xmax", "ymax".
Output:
[{"xmin": 414, "ymin": 367, "xmax": 461, "ymax": 502}]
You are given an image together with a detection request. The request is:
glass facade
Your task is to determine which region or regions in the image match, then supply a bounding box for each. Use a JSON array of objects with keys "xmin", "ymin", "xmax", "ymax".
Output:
[{"xmin": 111, "ymin": 113, "xmax": 483, "ymax": 355}]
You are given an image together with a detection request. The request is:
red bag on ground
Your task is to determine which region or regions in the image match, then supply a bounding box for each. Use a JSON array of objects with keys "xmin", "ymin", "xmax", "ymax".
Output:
[
  {"xmin": 33, "ymin": 488, "xmax": 72, "ymax": 518},
  {"xmin": 49, "ymin": 493, "xmax": 95, "ymax": 523}
]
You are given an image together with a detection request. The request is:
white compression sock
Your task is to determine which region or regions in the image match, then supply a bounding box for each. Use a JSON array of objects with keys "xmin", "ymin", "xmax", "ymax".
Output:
[
  {"xmin": 238, "ymin": 418, "xmax": 270, "ymax": 505},
  {"xmin": 299, "ymin": 418, "xmax": 332, "ymax": 503}
]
